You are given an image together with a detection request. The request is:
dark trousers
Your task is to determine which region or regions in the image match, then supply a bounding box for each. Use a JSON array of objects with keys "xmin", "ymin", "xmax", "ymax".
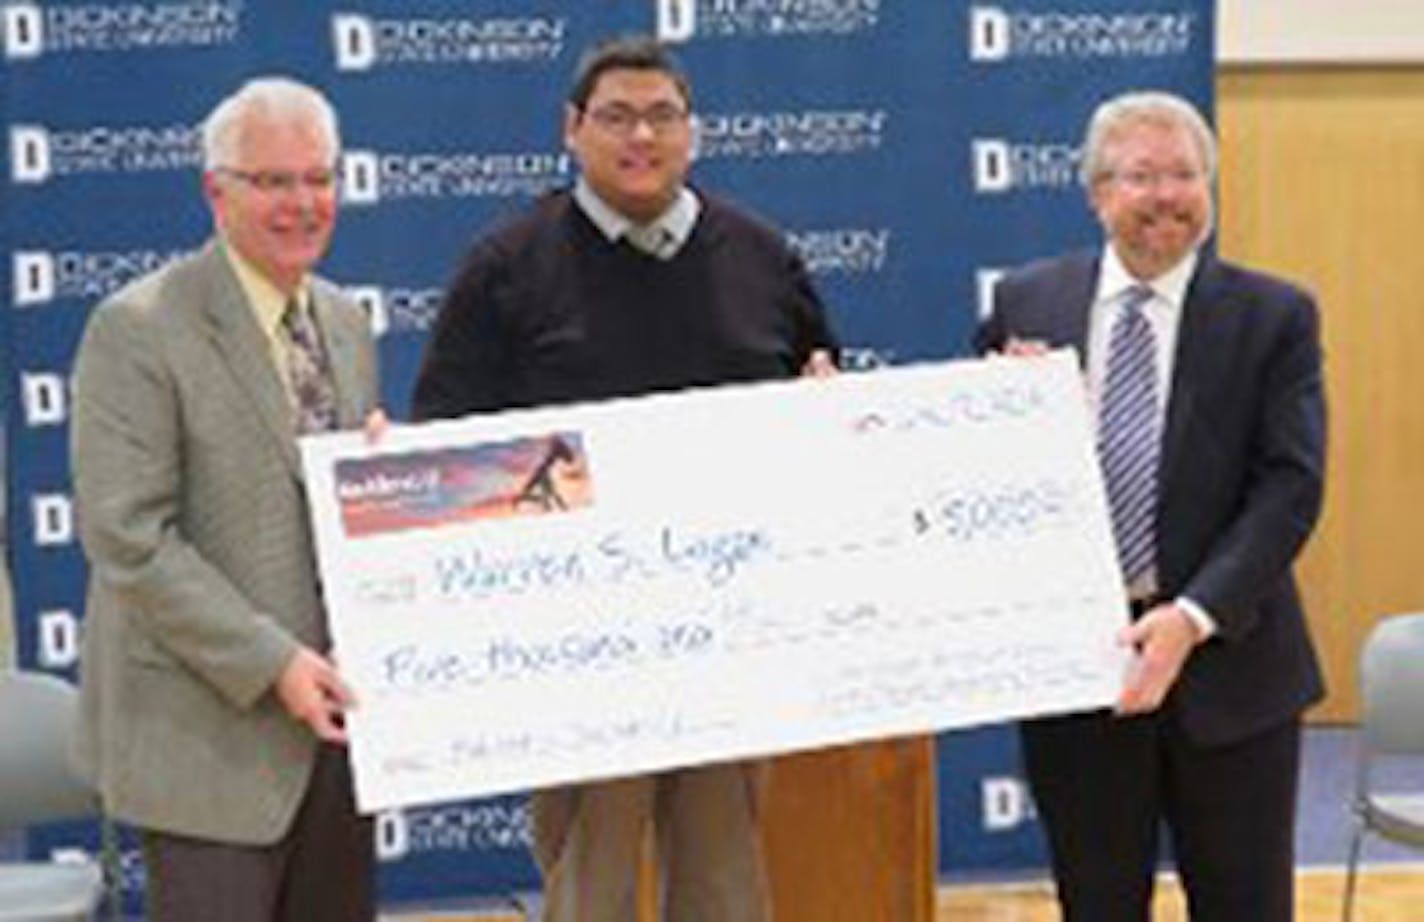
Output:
[
  {"xmin": 142, "ymin": 744, "xmax": 374, "ymax": 922},
  {"xmin": 1020, "ymin": 708, "xmax": 1301, "ymax": 922}
]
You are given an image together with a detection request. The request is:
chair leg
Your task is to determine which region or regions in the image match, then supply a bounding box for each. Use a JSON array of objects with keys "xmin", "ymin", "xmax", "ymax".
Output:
[
  {"xmin": 1341, "ymin": 821, "xmax": 1365, "ymax": 922},
  {"xmin": 99, "ymin": 814, "xmax": 123, "ymax": 922}
]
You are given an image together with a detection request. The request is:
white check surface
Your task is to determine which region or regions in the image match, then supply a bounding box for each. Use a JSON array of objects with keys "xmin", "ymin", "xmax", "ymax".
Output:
[{"xmin": 301, "ymin": 352, "xmax": 1128, "ymax": 812}]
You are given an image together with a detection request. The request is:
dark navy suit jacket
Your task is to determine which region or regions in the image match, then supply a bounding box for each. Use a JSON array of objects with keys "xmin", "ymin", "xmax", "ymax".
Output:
[{"xmin": 976, "ymin": 249, "xmax": 1327, "ymax": 746}]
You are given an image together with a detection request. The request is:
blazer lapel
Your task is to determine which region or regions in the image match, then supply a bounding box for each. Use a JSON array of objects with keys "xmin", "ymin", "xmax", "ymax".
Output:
[
  {"xmin": 1159, "ymin": 256, "xmax": 1220, "ymax": 489},
  {"xmin": 195, "ymin": 243, "xmax": 302, "ymax": 477},
  {"xmin": 1058, "ymin": 251, "xmax": 1099, "ymax": 365}
]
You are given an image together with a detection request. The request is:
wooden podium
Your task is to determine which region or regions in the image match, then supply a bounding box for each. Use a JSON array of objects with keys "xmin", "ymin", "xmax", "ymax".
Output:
[{"xmin": 639, "ymin": 736, "xmax": 937, "ymax": 921}]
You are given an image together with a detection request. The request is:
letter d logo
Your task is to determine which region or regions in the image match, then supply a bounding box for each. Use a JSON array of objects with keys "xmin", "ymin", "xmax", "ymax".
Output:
[
  {"xmin": 375, "ymin": 810, "xmax": 410, "ymax": 861},
  {"xmin": 341, "ymin": 150, "xmax": 380, "ymax": 205},
  {"xmin": 975, "ymin": 268, "xmax": 1005, "ymax": 320},
  {"xmin": 656, "ymin": 0, "xmax": 696, "ymax": 44},
  {"xmin": 38, "ymin": 610, "xmax": 81, "ymax": 669},
  {"xmin": 346, "ymin": 286, "xmax": 389, "ymax": 337},
  {"xmin": 332, "ymin": 14, "xmax": 376, "ymax": 72},
  {"xmin": 973, "ymin": 139, "xmax": 1013, "ymax": 194},
  {"xmin": 969, "ymin": 7, "xmax": 1010, "ymax": 62},
  {"xmin": 13, "ymin": 250, "xmax": 55, "ymax": 305},
  {"xmin": 3, "ymin": 4, "xmax": 43, "ymax": 60},
  {"xmin": 11, "ymin": 125, "xmax": 51, "ymax": 183},
  {"xmin": 981, "ymin": 776, "xmax": 1034, "ymax": 831},
  {"xmin": 33, "ymin": 493, "xmax": 75, "ymax": 546},
  {"xmin": 22, "ymin": 372, "xmax": 68, "ymax": 426}
]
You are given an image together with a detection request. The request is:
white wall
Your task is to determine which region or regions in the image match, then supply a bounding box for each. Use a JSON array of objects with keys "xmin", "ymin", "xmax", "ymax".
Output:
[{"xmin": 1219, "ymin": 0, "xmax": 1424, "ymax": 64}]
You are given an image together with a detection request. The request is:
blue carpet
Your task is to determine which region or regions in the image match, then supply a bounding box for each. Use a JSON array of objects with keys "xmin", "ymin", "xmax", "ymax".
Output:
[{"xmin": 1297, "ymin": 725, "xmax": 1420, "ymax": 867}]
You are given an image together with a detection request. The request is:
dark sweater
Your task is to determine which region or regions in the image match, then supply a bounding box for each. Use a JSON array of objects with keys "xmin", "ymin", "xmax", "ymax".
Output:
[{"xmin": 412, "ymin": 189, "xmax": 837, "ymax": 419}]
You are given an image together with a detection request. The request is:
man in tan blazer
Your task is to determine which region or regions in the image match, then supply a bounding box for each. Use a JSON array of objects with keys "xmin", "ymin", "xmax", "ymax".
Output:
[{"xmin": 70, "ymin": 77, "xmax": 379, "ymax": 921}]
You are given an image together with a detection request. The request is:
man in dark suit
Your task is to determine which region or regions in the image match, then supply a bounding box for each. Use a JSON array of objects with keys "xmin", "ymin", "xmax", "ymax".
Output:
[
  {"xmin": 976, "ymin": 91, "xmax": 1326, "ymax": 921},
  {"xmin": 71, "ymin": 78, "xmax": 379, "ymax": 920},
  {"xmin": 412, "ymin": 34, "xmax": 836, "ymax": 922}
]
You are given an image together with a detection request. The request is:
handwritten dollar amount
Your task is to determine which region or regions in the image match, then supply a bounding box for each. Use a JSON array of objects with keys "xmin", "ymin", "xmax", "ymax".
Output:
[
  {"xmin": 375, "ymin": 616, "xmax": 719, "ymax": 694},
  {"xmin": 911, "ymin": 480, "xmax": 1077, "ymax": 543}
]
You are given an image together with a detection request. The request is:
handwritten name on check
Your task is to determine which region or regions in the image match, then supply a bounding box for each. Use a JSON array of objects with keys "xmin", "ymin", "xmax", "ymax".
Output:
[{"xmin": 301, "ymin": 351, "xmax": 1128, "ymax": 812}]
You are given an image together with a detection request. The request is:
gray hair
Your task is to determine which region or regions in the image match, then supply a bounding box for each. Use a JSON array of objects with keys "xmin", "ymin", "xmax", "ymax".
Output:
[
  {"xmin": 1080, "ymin": 90, "xmax": 1216, "ymax": 187},
  {"xmin": 201, "ymin": 77, "xmax": 340, "ymax": 171}
]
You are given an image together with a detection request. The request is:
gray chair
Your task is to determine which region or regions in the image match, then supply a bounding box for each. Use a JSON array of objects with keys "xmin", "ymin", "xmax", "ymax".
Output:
[
  {"xmin": 0, "ymin": 670, "xmax": 107, "ymax": 922},
  {"xmin": 1341, "ymin": 612, "xmax": 1424, "ymax": 921}
]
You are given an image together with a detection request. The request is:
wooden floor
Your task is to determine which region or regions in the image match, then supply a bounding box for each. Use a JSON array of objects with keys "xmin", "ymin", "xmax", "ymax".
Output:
[
  {"xmin": 934, "ymin": 866, "xmax": 1424, "ymax": 920},
  {"xmin": 388, "ymin": 866, "xmax": 1424, "ymax": 920}
]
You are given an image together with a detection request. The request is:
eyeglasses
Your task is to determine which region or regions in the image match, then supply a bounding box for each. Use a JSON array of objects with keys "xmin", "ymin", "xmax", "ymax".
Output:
[
  {"xmin": 584, "ymin": 103, "xmax": 689, "ymax": 137},
  {"xmin": 217, "ymin": 167, "xmax": 339, "ymax": 194},
  {"xmin": 1105, "ymin": 167, "xmax": 1206, "ymax": 191}
]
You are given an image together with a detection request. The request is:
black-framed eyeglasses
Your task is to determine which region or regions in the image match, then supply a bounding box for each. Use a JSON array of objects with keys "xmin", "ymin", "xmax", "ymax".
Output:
[
  {"xmin": 217, "ymin": 167, "xmax": 340, "ymax": 194},
  {"xmin": 584, "ymin": 103, "xmax": 689, "ymax": 137}
]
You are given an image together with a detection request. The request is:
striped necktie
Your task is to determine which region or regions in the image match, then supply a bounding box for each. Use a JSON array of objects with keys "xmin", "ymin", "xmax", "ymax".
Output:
[
  {"xmin": 1098, "ymin": 285, "xmax": 1160, "ymax": 584},
  {"xmin": 282, "ymin": 298, "xmax": 338, "ymax": 435}
]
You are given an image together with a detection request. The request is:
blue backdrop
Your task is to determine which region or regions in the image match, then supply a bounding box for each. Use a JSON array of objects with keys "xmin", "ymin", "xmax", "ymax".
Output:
[{"xmin": 3, "ymin": 0, "xmax": 1214, "ymax": 911}]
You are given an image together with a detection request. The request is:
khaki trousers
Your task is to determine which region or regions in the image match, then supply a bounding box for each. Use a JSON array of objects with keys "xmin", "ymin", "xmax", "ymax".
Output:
[{"xmin": 533, "ymin": 760, "xmax": 770, "ymax": 922}]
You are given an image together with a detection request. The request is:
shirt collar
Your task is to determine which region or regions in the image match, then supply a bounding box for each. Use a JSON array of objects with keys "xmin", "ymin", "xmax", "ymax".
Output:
[
  {"xmin": 220, "ymin": 241, "xmax": 311, "ymax": 337},
  {"xmin": 573, "ymin": 177, "xmax": 701, "ymax": 260},
  {"xmin": 1096, "ymin": 243, "xmax": 1198, "ymax": 310}
]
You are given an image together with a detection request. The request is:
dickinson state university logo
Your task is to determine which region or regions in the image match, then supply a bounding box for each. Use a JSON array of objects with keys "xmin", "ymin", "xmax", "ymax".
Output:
[
  {"xmin": 2, "ymin": 0, "xmax": 242, "ymax": 59},
  {"xmin": 656, "ymin": 0, "xmax": 880, "ymax": 42},
  {"xmin": 340, "ymin": 148, "xmax": 570, "ymax": 205},
  {"xmin": 375, "ymin": 802, "xmax": 532, "ymax": 862},
  {"xmin": 786, "ymin": 228, "xmax": 891, "ymax": 276},
  {"xmin": 344, "ymin": 285, "xmax": 446, "ymax": 339},
  {"xmin": 331, "ymin": 11, "xmax": 565, "ymax": 71},
  {"xmin": 971, "ymin": 138, "xmax": 1082, "ymax": 194},
  {"xmin": 968, "ymin": 5, "xmax": 1196, "ymax": 61},
  {"xmin": 695, "ymin": 109, "xmax": 887, "ymax": 160},
  {"xmin": 11, "ymin": 248, "xmax": 188, "ymax": 305},
  {"xmin": 9, "ymin": 123, "xmax": 200, "ymax": 183}
]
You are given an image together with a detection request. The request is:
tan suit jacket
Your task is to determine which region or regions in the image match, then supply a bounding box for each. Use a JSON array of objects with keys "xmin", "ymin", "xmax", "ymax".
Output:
[{"xmin": 70, "ymin": 241, "xmax": 377, "ymax": 845}]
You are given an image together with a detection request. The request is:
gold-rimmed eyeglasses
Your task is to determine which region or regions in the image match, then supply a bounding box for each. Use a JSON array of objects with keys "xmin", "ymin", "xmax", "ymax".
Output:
[{"xmin": 1105, "ymin": 167, "xmax": 1206, "ymax": 191}]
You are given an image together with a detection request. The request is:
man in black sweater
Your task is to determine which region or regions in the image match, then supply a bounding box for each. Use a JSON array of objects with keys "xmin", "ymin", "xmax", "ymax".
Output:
[{"xmin": 412, "ymin": 34, "xmax": 837, "ymax": 922}]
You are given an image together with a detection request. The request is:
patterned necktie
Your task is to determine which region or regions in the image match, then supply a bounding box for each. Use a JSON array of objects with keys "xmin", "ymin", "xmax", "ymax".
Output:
[
  {"xmin": 283, "ymin": 298, "xmax": 338, "ymax": 435},
  {"xmin": 1098, "ymin": 285, "xmax": 1160, "ymax": 584}
]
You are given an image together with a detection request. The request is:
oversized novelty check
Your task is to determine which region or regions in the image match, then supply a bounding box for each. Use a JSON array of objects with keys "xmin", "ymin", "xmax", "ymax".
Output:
[{"xmin": 301, "ymin": 351, "xmax": 1128, "ymax": 812}]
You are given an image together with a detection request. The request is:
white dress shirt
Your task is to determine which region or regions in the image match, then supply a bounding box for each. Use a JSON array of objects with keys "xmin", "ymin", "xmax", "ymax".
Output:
[
  {"xmin": 1088, "ymin": 244, "xmax": 1216, "ymax": 639},
  {"xmin": 573, "ymin": 177, "xmax": 701, "ymax": 260}
]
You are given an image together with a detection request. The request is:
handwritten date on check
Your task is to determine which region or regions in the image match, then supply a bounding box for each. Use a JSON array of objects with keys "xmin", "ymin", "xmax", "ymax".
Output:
[{"xmin": 300, "ymin": 351, "xmax": 1129, "ymax": 813}]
